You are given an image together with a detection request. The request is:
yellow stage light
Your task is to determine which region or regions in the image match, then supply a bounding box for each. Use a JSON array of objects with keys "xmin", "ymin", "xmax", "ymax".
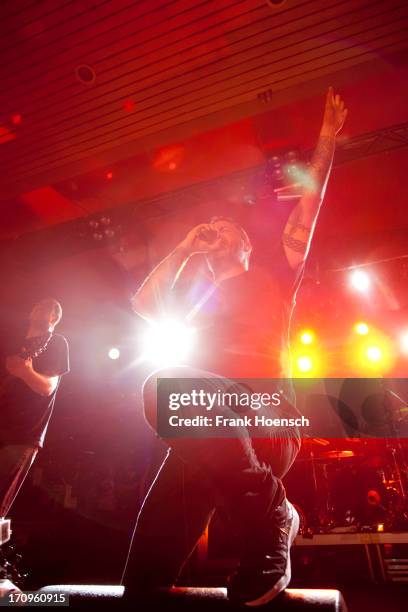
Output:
[
  {"xmin": 347, "ymin": 328, "xmax": 396, "ymax": 374},
  {"xmin": 300, "ymin": 330, "xmax": 315, "ymax": 345},
  {"xmin": 366, "ymin": 346, "xmax": 382, "ymax": 362},
  {"xmin": 354, "ymin": 322, "xmax": 369, "ymax": 336},
  {"xmin": 297, "ymin": 356, "xmax": 313, "ymax": 372},
  {"xmin": 292, "ymin": 350, "xmax": 322, "ymax": 377}
]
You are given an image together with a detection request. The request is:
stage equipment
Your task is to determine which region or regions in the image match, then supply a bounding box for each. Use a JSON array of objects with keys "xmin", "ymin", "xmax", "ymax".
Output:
[
  {"xmin": 37, "ymin": 585, "xmax": 348, "ymax": 610},
  {"xmin": 296, "ymin": 438, "xmax": 408, "ymax": 533}
]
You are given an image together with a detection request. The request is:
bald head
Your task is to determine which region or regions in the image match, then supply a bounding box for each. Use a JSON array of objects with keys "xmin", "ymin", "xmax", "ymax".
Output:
[{"xmin": 29, "ymin": 298, "xmax": 62, "ymax": 330}]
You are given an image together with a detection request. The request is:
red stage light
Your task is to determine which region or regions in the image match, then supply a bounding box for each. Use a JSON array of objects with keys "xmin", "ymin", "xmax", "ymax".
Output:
[
  {"xmin": 0, "ymin": 126, "xmax": 16, "ymax": 144},
  {"xmin": 123, "ymin": 99, "xmax": 135, "ymax": 113},
  {"xmin": 152, "ymin": 145, "xmax": 184, "ymax": 172},
  {"xmin": 11, "ymin": 114, "xmax": 22, "ymax": 125},
  {"xmin": 106, "ymin": 171, "xmax": 113, "ymax": 180}
]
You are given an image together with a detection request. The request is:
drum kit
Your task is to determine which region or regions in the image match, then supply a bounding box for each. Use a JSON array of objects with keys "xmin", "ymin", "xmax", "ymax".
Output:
[
  {"xmin": 296, "ymin": 437, "xmax": 408, "ymax": 534},
  {"xmin": 288, "ymin": 377, "xmax": 408, "ymax": 533}
]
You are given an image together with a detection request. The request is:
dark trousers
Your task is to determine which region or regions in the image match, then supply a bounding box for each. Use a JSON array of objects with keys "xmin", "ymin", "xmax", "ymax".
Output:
[
  {"xmin": 0, "ymin": 444, "xmax": 38, "ymax": 518},
  {"xmin": 122, "ymin": 368, "xmax": 301, "ymax": 592}
]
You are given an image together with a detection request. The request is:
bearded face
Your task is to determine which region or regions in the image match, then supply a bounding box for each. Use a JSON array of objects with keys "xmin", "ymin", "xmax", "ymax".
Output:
[{"xmin": 206, "ymin": 220, "xmax": 251, "ymax": 268}]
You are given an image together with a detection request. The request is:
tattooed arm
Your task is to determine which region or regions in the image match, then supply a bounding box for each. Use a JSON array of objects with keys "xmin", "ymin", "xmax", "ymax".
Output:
[{"xmin": 282, "ymin": 87, "xmax": 348, "ymax": 269}]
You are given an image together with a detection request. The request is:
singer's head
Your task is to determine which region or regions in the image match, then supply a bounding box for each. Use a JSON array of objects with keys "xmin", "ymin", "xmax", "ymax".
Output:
[
  {"xmin": 205, "ymin": 216, "xmax": 252, "ymax": 274},
  {"xmin": 29, "ymin": 298, "xmax": 62, "ymax": 332}
]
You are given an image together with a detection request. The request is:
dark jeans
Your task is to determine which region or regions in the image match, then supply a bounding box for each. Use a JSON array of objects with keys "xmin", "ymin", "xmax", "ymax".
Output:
[
  {"xmin": 122, "ymin": 367, "xmax": 301, "ymax": 592},
  {"xmin": 0, "ymin": 444, "xmax": 38, "ymax": 518}
]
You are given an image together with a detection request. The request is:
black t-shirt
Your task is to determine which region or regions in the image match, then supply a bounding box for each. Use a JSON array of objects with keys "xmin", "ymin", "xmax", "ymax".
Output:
[
  {"xmin": 172, "ymin": 241, "xmax": 304, "ymax": 379},
  {"xmin": 0, "ymin": 333, "xmax": 69, "ymax": 447}
]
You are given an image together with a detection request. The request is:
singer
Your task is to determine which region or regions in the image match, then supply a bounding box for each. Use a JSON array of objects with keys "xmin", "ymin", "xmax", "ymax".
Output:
[{"xmin": 123, "ymin": 88, "xmax": 348, "ymax": 605}]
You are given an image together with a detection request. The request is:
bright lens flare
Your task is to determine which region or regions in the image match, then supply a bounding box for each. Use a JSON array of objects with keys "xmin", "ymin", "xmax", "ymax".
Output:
[
  {"xmin": 366, "ymin": 346, "xmax": 382, "ymax": 362},
  {"xmin": 348, "ymin": 329, "xmax": 396, "ymax": 374},
  {"xmin": 300, "ymin": 330, "xmax": 315, "ymax": 345},
  {"xmin": 292, "ymin": 345, "xmax": 322, "ymax": 376},
  {"xmin": 142, "ymin": 319, "xmax": 195, "ymax": 366},
  {"xmin": 401, "ymin": 331, "xmax": 408, "ymax": 355},
  {"xmin": 108, "ymin": 347, "xmax": 120, "ymax": 360},
  {"xmin": 350, "ymin": 270, "xmax": 371, "ymax": 292},
  {"xmin": 297, "ymin": 356, "xmax": 313, "ymax": 372},
  {"xmin": 354, "ymin": 322, "xmax": 369, "ymax": 335}
]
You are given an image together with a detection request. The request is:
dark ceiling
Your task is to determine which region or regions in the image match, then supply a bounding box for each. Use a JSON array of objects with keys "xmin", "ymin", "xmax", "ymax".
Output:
[{"xmin": 1, "ymin": 0, "xmax": 408, "ymax": 239}]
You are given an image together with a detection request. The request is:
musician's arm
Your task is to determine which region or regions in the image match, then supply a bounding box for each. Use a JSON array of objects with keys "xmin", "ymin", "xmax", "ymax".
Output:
[
  {"xmin": 6, "ymin": 355, "xmax": 58, "ymax": 396},
  {"xmin": 132, "ymin": 224, "xmax": 223, "ymax": 321},
  {"xmin": 282, "ymin": 87, "xmax": 348, "ymax": 269},
  {"xmin": 132, "ymin": 245, "xmax": 190, "ymax": 322},
  {"xmin": 19, "ymin": 368, "xmax": 59, "ymax": 397}
]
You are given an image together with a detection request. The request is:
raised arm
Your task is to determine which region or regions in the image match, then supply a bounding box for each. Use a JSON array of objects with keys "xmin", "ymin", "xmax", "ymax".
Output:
[
  {"xmin": 282, "ymin": 87, "xmax": 348, "ymax": 269},
  {"xmin": 131, "ymin": 224, "xmax": 223, "ymax": 321}
]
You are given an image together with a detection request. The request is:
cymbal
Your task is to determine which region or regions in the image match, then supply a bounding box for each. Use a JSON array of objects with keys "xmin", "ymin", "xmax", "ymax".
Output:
[
  {"xmin": 296, "ymin": 449, "xmax": 361, "ymax": 461},
  {"xmin": 301, "ymin": 438, "xmax": 330, "ymax": 447},
  {"xmin": 319, "ymin": 450, "xmax": 359, "ymax": 459}
]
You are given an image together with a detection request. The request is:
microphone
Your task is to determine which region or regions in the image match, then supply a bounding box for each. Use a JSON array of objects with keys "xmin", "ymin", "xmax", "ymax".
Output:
[{"xmin": 198, "ymin": 228, "xmax": 219, "ymax": 244}]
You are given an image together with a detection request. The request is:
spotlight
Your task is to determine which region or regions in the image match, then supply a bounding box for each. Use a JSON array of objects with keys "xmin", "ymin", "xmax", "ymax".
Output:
[
  {"xmin": 401, "ymin": 331, "xmax": 408, "ymax": 355},
  {"xmin": 123, "ymin": 99, "xmax": 135, "ymax": 112},
  {"xmin": 106, "ymin": 171, "xmax": 113, "ymax": 180},
  {"xmin": 300, "ymin": 330, "xmax": 315, "ymax": 345},
  {"xmin": 297, "ymin": 356, "xmax": 313, "ymax": 372},
  {"xmin": 350, "ymin": 270, "xmax": 371, "ymax": 292},
  {"xmin": 349, "ymin": 330, "xmax": 395, "ymax": 374},
  {"xmin": 293, "ymin": 347, "xmax": 322, "ymax": 377},
  {"xmin": 354, "ymin": 322, "xmax": 369, "ymax": 335},
  {"xmin": 367, "ymin": 490, "xmax": 381, "ymax": 506},
  {"xmin": 108, "ymin": 347, "xmax": 120, "ymax": 360},
  {"xmin": 296, "ymin": 356, "xmax": 313, "ymax": 373},
  {"xmin": 75, "ymin": 64, "xmax": 96, "ymax": 84},
  {"xmin": 142, "ymin": 319, "xmax": 196, "ymax": 366},
  {"xmin": 366, "ymin": 346, "xmax": 382, "ymax": 363}
]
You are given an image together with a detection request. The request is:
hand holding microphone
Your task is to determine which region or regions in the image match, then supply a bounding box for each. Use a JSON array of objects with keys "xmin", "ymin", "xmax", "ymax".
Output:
[
  {"xmin": 197, "ymin": 226, "xmax": 219, "ymax": 244},
  {"xmin": 179, "ymin": 224, "xmax": 223, "ymax": 256}
]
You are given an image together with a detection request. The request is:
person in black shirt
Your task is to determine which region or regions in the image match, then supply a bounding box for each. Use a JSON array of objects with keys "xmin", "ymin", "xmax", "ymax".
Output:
[
  {"xmin": 123, "ymin": 88, "xmax": 347, "ymax": 605},
  {"xmin": 0, "ymin": 298, "xmax": 69, "ymax": 519}
]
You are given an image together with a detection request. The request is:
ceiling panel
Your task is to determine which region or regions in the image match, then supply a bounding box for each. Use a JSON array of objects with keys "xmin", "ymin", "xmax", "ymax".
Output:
[{"xmin": 0, "ymin": 0, "xmax": 407, "ymax": 201}]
